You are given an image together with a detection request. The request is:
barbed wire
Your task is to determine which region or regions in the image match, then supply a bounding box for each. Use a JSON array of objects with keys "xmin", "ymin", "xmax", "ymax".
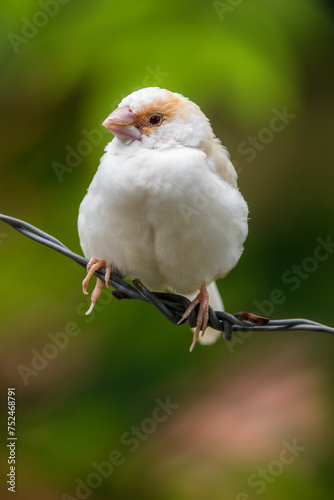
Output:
[{"xmin": 1, "ymin": 213, "xmax": 334, "ymax": 341}]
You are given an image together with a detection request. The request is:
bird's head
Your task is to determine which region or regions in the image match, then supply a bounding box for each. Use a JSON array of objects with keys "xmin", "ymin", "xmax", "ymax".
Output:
[{"xmin": 102, "ymin": 87, "xmax": 214, "ymax": 149}]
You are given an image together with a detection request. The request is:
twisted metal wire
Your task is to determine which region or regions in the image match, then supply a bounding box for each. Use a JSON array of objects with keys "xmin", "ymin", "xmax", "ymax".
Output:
[{"xmin": 1, "ymin": 213, "xmax": 334, "ymax": 340}]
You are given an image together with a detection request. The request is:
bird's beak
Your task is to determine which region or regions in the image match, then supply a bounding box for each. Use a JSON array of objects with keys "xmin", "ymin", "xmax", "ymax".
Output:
[{"xmin": 102, "ymin": 105, "xmax": 141, "ymax": 141}]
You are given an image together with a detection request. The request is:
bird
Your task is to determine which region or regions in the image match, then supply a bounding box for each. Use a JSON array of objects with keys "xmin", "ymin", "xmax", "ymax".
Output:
[{"xmin": 78, "ymin": 87, "xmax": 248, "ymax": 351}]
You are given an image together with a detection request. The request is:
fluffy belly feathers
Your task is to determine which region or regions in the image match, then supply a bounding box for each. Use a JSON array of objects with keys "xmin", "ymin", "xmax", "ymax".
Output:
[{"xmin": 78, "ymin": 147, "xmax": 248, "ymax": 294}]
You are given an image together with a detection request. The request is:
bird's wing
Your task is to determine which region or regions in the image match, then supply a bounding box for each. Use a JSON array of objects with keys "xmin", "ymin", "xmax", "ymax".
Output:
[{"xmin": 205, "ymin": 137, "xmax": 238, "ymax": 188}]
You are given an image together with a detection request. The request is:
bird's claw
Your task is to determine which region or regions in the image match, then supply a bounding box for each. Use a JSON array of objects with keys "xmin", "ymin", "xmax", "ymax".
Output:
[
  {"xmin": 178, "ymin": 283, "xmax": 210, "ymax": 352},
  {"xmin": 82, "ymin": 258, "xmax": 112, "ymax": 314}
]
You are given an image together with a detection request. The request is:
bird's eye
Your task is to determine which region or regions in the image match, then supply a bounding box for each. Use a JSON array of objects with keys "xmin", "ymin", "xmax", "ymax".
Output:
[{"xmin": 149, "ymin": 114, "xmax": 163, "ymax": 126}]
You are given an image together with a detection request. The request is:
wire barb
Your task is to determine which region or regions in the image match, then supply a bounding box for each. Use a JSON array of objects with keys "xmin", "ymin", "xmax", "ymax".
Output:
[{"xmin": 1, "ymin": 213, "xmax": 334, "ymax": 341}]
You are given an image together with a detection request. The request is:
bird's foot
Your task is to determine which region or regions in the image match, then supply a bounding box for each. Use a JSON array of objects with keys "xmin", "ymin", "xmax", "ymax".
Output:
[
  {"xmin": 82, "ymin": 258, "xmax": 112, "ymax": 315},
  {"xmin": 178, "ymin": 283, "xmax": 210, "ymax": 352}
]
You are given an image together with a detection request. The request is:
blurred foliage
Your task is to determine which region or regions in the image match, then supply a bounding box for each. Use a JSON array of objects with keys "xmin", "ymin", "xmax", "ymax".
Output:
[{"xmin": 1, "ymin": 0, "xmax": 334, "ymax": 499}]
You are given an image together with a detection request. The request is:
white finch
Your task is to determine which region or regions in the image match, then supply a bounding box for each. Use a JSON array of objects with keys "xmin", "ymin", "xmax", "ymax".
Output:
[{"xmin": 78, "ymin": 87, "xmax": 248, "ymax": 351}]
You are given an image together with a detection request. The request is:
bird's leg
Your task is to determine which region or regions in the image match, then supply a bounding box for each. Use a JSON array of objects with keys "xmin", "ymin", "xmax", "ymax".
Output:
[
  {"xmin": 82, "ymin": 258, "xmax": 112, "ymax": 315},
  {"xmin": 178, "ymin": 283, "xmax": 210, "ymax": 352}
]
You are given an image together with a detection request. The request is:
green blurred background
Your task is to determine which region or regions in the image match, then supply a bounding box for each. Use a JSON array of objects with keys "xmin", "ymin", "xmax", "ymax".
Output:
[{"xmin": 1, "ymin": 0, "xmax": 334, "ymax": 498}]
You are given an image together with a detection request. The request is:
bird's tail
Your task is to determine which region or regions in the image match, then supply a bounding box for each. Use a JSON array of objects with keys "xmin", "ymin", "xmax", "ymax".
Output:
[{"xmin": 189, "ymin": 281, "xmax": 223, "ymax": 346}]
